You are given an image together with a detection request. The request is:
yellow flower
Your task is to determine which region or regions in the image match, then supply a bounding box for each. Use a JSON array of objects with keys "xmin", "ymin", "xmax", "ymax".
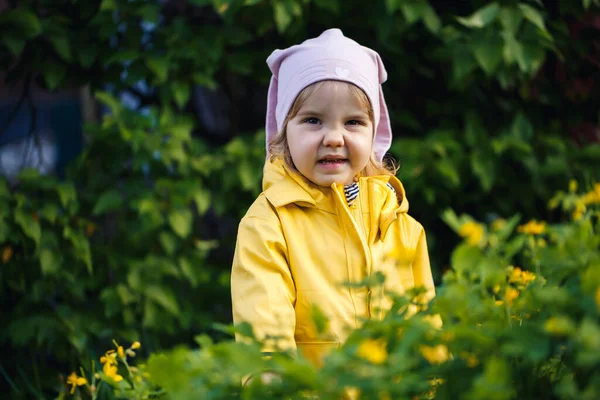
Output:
[
  {"xmin": 131, "ymin": 341, "xmax": 141, "ymax": 350},
  {"xmin": 509, "ymin": 267, "xmax": 535, "ymax": 286},
  {"xmin": 66, "ymin": 372, "xmax": 87, "ymax": 394},
  {"xmin": 458, "ymin": 221, "xmax": 484, "ymax": 246},
  {"xmin": 518, "ymin": 220, "xmax": 546, "ymax": 235},
  {"xmin": 103, "ymin": 362, "xmax": 124, "ymax": 383},
  {"xmin": 581, "ymin": 183, "xmax": 600, "ymax": 205},
  {"xmin": 569, "ymin": 179, "xmax": 578, "ymax": 193},
  {"xmin": 460, "ymin": 352, "xmax": 479, "ymax": 368},
  {"xmin": 544, "ymin": 316, "xmax": 575, "ymax": 336},
  {"xmin": 100, "ymin": 350, "xmax": 117, "ymax": 366},
  {"xmin": 495, "ymin": 300, "xmax": 504, "ymax": 306},
  {"xmin": 357, "ymin": 338, "xmax": 388, "ymax": 364},
  {"xmin": 491, "ymin": 218, "xmax": 506, "ymax": 232},
  {"xmin": 117, "ymin": 346, "xmax": 125, "ymax": 359},
  {"xmin": 2, "ymin": 246, "xmax": 13, "ymax": 264},
  {"xmin": 504, "ymin": 287, "xmax": 519, "ymax": 306},
  {"xmin": 420, "ymin": 344, "xmax": 449, "ymax": 365},
  {"xmin": 595, "ymin": 288, "xmax": 600, "ymax": 311}
]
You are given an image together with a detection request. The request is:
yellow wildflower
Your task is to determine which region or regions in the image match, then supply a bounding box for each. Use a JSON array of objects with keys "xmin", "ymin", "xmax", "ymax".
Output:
[
  {"xmin": 117, "ymin": 346, "xmax": 125, "ymax": 359},
  {"xmin": 103, "ymin": 362, "xmax": 124, "ymax": 383},
  {"xmin": 491, "ymin": 218, "xmax": 506, "ymax": 232},
  {"xmin": 569, "ymin": 179, "xmax": 578, "ymax": 193},
  {"xmin": 595, "ymin": 288, "xmax": 600, "ymax": 311},
  {"xmin": 509, "ymin": 267, "xmax": 535, "ymax": 285},
  {"xmin": 460, "ymin": 352, "xmax": 479, "ymax": 368},
  {"xmin": 131, "ymin": 341, "xmax": 141, "ymax": 350},
  {"xmin": 518, "ymin": 220, "xmax": 546, "ymax": 235},
  {"xmin": 2, "ymin": 246, "xmax": 13, "ymax": 264},
  {"xmin": 66, "ymin": 372, "xmax": 87, "ymax": 394},
  {"xmin": 544, "ymin": 316, "xmax": 575, "ymax": 336},
  {"xmin": 420, "ymin": 344, "xmax": 449, "ymax": 365},
  {"xmin": 505, "ymin": 287, "xmax": 519, "ymax": 306},
  {"xmin": 581, "ymin": 183, "xmax": 600, "ymax": 205},
  {"xmin": 458, "ymin": 221, "xmax": 484, "ymax": 246},
  {"xmin": 357, "ymin": 338, "xmax": 388, "ymax": 364},
  {"xmin": 495, "ymin": 300, "xmax": 504, "ymax": 306},
  {"xmin": 100, "ymin": 350, "xmax": 117, "ymax": 366}
]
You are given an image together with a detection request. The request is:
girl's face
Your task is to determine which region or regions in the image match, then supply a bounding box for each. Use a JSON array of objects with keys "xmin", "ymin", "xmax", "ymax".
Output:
[{"xmin": 286, "ymin": 82, "xmax": 373, "ymax": 187}]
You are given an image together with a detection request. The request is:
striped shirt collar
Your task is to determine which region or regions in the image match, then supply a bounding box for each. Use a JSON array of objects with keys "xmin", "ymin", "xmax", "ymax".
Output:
[{"xmin": 344, "ymin": 182, "xmax": 395, "ymax": 205}]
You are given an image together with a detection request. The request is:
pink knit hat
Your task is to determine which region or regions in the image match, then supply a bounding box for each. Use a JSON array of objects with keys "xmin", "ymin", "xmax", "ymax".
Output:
[{"xmin": 265, "ymin": 28, "xmax": 393, "ymax": 161}]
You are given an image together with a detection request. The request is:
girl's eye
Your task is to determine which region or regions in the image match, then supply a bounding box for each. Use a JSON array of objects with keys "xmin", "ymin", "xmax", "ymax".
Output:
[
  {"xmin": 304, "ymin": 117, "xmax": 320, "ymax": 124},
  {"xmin": 346, "ymin": 120, "xmax": 362, "ymax": 126}
]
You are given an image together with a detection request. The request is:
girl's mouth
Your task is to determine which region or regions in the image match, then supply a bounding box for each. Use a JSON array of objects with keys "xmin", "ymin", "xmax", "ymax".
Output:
[{"xmin": 318, "ymin": 159, "xmax": 347, "ymax": 164}]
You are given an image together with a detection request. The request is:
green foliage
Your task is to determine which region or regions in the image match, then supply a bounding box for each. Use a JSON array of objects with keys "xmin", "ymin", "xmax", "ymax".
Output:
[
  {"xmin": 63, "ymin": 183, "xmax": 600, "ymax": 399},
  {"xmin": 0, "ymin": 0, "xmax": 599, "ymax": 397}
]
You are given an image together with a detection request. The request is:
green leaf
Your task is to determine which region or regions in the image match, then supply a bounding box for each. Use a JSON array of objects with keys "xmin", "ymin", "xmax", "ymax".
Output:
[
  {"xmin": 145, "ymin": 285, "xmax": 180, "ymax": 315},
  {"xmin": 168, "ymin": 209, "xmax": 193, "ymax": 238},
  {"xmin": 56, "ymin": 183, "xmax": 77, "ymax": 210},
  {"xmin": 0, "ymin": 10, "xmax": 42, "ymax": 38},
  {"xmin": 519, "ymin": 43, "xmax": 546, "ymax": 74},
  {"xmin": 146, "ymin": 56, "xmax": 169, "ymax": 82},
  {"xmin": 518, "ymin": 4, "xmax": 547, "ymax": 33},
  {"xmin": 452, "ymin": 47, "xmax": 478, "ymax": 83},
  {"xmin": 471, "ymin": 29, "xmax": 504, "ymax": 75},
  {"xmin": 510, "ymin": 112, "xmax": 534, "ymax": 141},
  {"xmin": 2, "ymin": 34, "xmax": 25, "ymax": 55},
  {"xmin": 43, "ymin": 62, "xmax": 67, "ymax": 91},
  {"xmin": 193, "ymin": 188, "xmax": 211, "ymax": 215},
  {"xmin": 100, "ymin": 0, "xmax": 118, "ymax": 11},
  {"xmin": 159, "ymin": 231, "xmax": 179, "ymax": 256},
  {"xmin": 41, "ymin": 203, "xmax": 58, "ymax": 223},
  {"xmin": 79, "ymin": 45, "xmax": 97, "ymax": 68},
  {"xmin": 179, "ymin": 257, "xmax": 197, "ymax": 287},
  {"xmin": 456, "ymin": 3, "xmax": 500, "ymax": 29},
  {"xmin": 502, "ymin": 34, "xmax": 524, "ymax": 66},
  {"xmin": 435, "ymin": 158, "xmax": 460, "ymax": 187},
  {"xmin": 313, "ymin": 0, "xmax": 340, "ymax": 14},
  {"xmin": 14, "ymin": 209, "xmax": 41, "ymax": 248},
  {"xmin": 471, "ymin": 150, "xmax": 496, "ymax": 192},
  {"xmin": 274, "ymin": 0, "xmax": 300, "ymax": 33},
  {"xmin": 498, "ymin": 7, "xmax": 523, "ymax": 36},
  {"xmin": 421, "ymin": 2, "xmax": 441, "ymax": 33},
  {"xmin": 49, "ymin": 36, "xmax": 72, "ymax": 61},
  {"xmin": 400, "ymin": 2, "xmax": 423, "ymax": 24},
  {"xmin": 93, "ymin": 190, "xmax": 123, "ymax": 216},
  {"xmin": 40, "ymin": 249, "xmax": 60, "ymax": 275},
  {"xmin": 63, "ymin": 227, "xmax": 92, "ymax": 273},
  {"xmin": 464, "ymin": 111, "xmax": 486, "ymax": 147},
  {"xmin": 171, "ymin": 82, "xmax": 190, "ymax": 109},
  {"xmin": 451, "ymin": 243, "xmax": 483, "ymax": 275},
  {"xmin": 441, "ymin": 209, "xmax": 461, "ymax": 231},
  {"xmin": 95, "ymin": 91, "xmax": 122, "ymax": 115}
]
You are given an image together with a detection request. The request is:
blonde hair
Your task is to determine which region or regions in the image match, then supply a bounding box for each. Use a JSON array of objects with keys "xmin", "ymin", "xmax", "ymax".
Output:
[{"xmin": 268, "ymin": 80, "xmax": 397, "ymax": 177}]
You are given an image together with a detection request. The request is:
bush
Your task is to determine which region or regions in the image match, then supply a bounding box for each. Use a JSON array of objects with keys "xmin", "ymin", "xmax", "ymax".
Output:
[
  {"xmin": 1, "ymin": 0, "xmax": 599, "ymax": 397},
  {"xmin": 60, "ymin": 182, "xmax": 600, "ymax": 399}
]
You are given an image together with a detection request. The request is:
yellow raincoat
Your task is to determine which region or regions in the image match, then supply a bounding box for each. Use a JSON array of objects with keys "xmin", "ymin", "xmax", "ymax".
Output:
[{"xmin": 231, "ymin": 159, "xmax": 436, "ymax": 368}]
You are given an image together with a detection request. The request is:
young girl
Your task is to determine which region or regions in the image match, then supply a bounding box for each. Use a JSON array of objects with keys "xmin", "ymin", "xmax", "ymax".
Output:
[{"xmin": 231, "ymin": 28, "xmax": 436, "ymax": 372}]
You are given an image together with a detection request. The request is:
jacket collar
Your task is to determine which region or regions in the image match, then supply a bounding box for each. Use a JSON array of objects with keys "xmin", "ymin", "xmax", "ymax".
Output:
[{"xmin": 262, "ymin": 158, "xmax": 410, "ymax": 237}]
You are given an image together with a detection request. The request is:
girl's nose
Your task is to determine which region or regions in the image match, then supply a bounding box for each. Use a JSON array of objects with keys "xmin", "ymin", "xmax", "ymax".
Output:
[{"xmin": 322, "ymin": 127, "xmax": 344, "ymax": 147}]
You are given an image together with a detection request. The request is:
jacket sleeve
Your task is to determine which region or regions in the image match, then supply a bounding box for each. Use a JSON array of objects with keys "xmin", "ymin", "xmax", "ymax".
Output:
[
  {"xmin": 411, "ymin": 227, "xmax": 435, "ymax": 303},
  {"xmin": 231, "ymin": 206, "xmax": 297, "ymax": 354},
  {"xmin": 411, "ymin": 227, "xmax": 442, "ymax": 329}
]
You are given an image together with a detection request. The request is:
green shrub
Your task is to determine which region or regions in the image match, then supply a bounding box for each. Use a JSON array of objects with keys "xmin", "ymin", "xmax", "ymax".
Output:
[
  {"xmin": 1, "ymin": 0, "xmax": 599, "ymax": 397},
  {"xmin": 60, "ymin": 182, "xmax": 600, "ymax": 399}
]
